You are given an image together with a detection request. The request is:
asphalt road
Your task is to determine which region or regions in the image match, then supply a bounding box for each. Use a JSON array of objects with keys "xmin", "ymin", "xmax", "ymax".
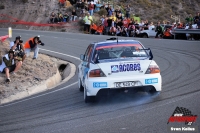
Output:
[{"xmin": 0, "ymin": 28, "xmax": 200, "ymax": 133}]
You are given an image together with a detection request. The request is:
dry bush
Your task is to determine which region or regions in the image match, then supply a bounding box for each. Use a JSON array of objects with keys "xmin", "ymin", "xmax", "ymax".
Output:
[
  {"xmin": 98, "ymin": 9, "xmax": 107, "ymax": 16},
  {"xmin": 0, "ymin": 4, "xmax": 5, "ymax": 9},
  {"xmin": 21, "ymin": 0, "xmax": 28, "ymax": 3}
]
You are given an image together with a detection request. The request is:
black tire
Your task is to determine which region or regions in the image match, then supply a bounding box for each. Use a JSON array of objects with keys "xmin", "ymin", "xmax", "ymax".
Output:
[
  {"xmin": 144, "ymin": 86, "xmax": 158, "ymax": 94},
  {"xmin": 84, "ymin": 87, "xmax": 96, "ymax": 103},
  {"xmin": 78, "ymin": 79, "xmax": 84, "ymax": 92},
  {"xmin": 142, "ymin": 33, "xmax": 148, "ymax": 38}
]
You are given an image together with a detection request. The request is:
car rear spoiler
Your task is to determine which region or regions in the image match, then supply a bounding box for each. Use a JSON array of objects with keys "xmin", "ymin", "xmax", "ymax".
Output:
[{"xmin": 139, "ymin": 48, "xmax": 153, "ymax": 60}]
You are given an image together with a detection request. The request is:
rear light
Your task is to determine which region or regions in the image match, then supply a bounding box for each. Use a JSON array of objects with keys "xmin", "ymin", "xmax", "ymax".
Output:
[
  {"xmin": 89, "ymin": 69, "xmax": 106, "ymax": 77},
  {"xmin": 145, "ymin": 65, "xmax": 160, "ymax": 74}
]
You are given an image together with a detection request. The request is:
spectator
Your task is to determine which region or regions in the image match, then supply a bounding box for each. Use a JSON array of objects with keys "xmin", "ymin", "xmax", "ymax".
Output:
[
  {"xmin": 83, "ymin": 13, "xmax": 93, "ymax": 33},
  {"xmin": 71, "ymin": 9, "xmax": 77, "ymax": 21},
  {"xmin": 0, "ymin": 50, "xmax": 22, "ymax": 82},
  {"xmin": 96, "ymin": 23, "xmax": 104, "ymax": 35},
  {"xmin": 63, "ymin": 12, "xmax": 70, "ymax": 22},
  {"xmin": 193, "ymin": 12, "xmax": 200, "ymax": 24},
  {"xmin": 105, "ymin": 4, "xmax": 110, "ymax": 13},
  {"xmin": 76, "ymin": 0, "xmax": 82, "ymax": 9},
  {"xmin": 58, "ymin": 12, "xmax": 64, "ymax": 22},
  {"xmin": 107, "ymin": 6, "xmax": 112, "ymax": 17},
  {"xmin": 116, "ymin": 12, "xmax": 123, "ymax": 20},
  {"xmin": 90, "ymin": 22, "xmax": 97, "ymax": 34},
  {"xmin": 84, "ymin": 0, "xmax": 89, "ymax": 11},
  {"xmin": 107, "ymin": 17, "xmax": 112, "ymax": 33},
  {"xmin": 197, "ymin": 19, "xmax": 200, "ymax": 29},
  {"xmin": 103, "ymin": 17, "xmax": 108, "ymax": 34},
  {"xmin": 80, "ymin": 0, "xmax": 86, "ymax": 18},
  {"xmin": 109, "ymin": 26, "xmax": 116, "ymax": 36},
  {"xmin": 186, "ymin": 24, "xmax": 194, "ymax": 40},
  {"xmin": 88, "ymin": 1, "xmax": 94, "ymax": 16},
  {"xmin": 116, "ymin": 26, "xmax": 122, "ymax": 36},
  {"xmin": 128, "ymin": 20, "xmax": 135, "ymax": 37},
  {"xmin": 100, "ymin": 3, "xmax": 106, "ymax": 10},
  {"xmin": 100, "ymin": 15, "xmax": 105, "ymax": 25},
  {"xmin": 185, "ymin": 14, "xmax": 193, "ymax": 25},
  {"xmin": 110, "ymin": 12, "xmax": 117, "ymax": 22},
  {"xmin": 155, "ymin": 22, "xmax": 163, "ymax": 38},
  {"xmin": 10, "ymin": 36, "xmax": 21, "ymax": 49},
  {"xmin": 59, "ymin": 0, "xmax": 66, "ymax": 8},
  {"xmin": 123, "ymin": 17, "xmax": 129, "ymax": 28},
  {"xmin": 94, "ymin": 1, "xmax": 102, "ymax": 12},
  {"xmin": 11, "ymin": 36, "xmax": 26, "ymax": 62},
  {"xmin": 134, "ymin": 20, "xmax": 140, "ymax": 30},
  {"xmin": 115, "ymin": 8, "xmax": 121, "ymax": 17},
  {"xmin": 93, "ymin": 0, "xmax": 98, "ymax": 11},
  {"xmin": 121, "ymin": 26, "xmax": 129, "ymax": 37},
  {"xmin": 116, "ymin": 19, "xmax": 123, "ymax": 28},
  {"xmin": 143, "ymin": 20, "xmax": 149, "ymax": 30},
  {"xmin": 125, "ymin": 5, "xmax": 131, "ymax": 19},
  {"xmin": 23, "ymin": 36, "xmax": 45, "ymax": 59},
  {"xmin": 49, "ymin": 12, "xmax": 57, "ymax": 23},
  {"xmin": 163, "ymin": 28, "xmax": 173, "ymax": 39}
]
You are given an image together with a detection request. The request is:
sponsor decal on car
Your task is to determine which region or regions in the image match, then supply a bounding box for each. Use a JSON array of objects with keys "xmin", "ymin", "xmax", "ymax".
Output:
[
  {"xmin": 111, "ymin": 63, "xmax": 141, "ymax": 73},
  {"xmin": 93, "ymin": 82, "xmax": 107, "ymax": 88},
  {"xmin": 145, "ymin": 78, "xmax": 158, "ymax": 84}
]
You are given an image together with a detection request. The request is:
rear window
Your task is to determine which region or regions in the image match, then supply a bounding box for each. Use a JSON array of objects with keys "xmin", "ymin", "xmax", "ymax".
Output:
[{"xmin": 93, "ymin": 44, "xmax": 148, "ymax": 61}]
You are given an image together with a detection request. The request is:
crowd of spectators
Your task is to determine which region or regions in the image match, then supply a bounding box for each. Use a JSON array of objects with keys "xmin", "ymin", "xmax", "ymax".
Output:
[{"xmin": 50, "ymin": 0, "xmax": 200, "ymax": 40}]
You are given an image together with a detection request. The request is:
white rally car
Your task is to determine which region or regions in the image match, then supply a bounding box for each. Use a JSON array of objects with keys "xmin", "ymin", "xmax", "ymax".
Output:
[{"xmin": 78, "ymin": 38, "xmax": 162, "ymax": 103}]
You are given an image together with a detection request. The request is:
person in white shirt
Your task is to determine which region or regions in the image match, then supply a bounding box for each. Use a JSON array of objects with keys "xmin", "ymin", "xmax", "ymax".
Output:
[{"xmin": 0, "ymin": 50, "xmax": 22, "ymax": 83}]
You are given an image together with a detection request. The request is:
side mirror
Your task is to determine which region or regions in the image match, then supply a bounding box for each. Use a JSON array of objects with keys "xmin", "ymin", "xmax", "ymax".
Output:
[{"xmin": 80, "ymin": 54, "xmax": 84, "ymax": 60}]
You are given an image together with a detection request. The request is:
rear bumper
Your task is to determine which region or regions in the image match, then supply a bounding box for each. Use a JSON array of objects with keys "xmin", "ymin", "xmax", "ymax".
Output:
[{"xmin": 85, "ymin": 74, "xmax": 162, "ymax": 96}]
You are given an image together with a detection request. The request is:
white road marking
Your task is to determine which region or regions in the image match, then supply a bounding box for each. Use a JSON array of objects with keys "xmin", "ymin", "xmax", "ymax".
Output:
[
  {"xmin": 0, "ymin": 48, "xmax": 80, "ymax": 107},
  {"xmin": 40, "ymin": 48, "xmax": 80, "ymax": 60}
]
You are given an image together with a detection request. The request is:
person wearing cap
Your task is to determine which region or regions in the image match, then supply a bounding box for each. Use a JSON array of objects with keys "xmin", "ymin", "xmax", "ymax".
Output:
[
  {"xmin": 23, "ymin": 36, "xmax": 45, "ymax": 59},
  {"xmin": 10, "ymin": 36, "xmax": 21, "ymax": 49},
  {"xmin": 0, "ymin": 50, "xmax": 22, "ymax": 83},
  {"xmin": 11, "ymin": 36, "xmax": 26, "ymax": 62}
]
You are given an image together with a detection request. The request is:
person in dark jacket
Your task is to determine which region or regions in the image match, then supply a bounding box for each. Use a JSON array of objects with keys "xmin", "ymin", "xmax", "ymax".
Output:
[
  {"xmin": 23, "ymin": 36, "xmax": 45, "ymax": 59},
  {"xmin": 10, "ymin": 36, "xmax": 26, "ymax": 62},
  {"xmin": 155, "ymin": 22, "xmax": 163, "ymax": 38}
]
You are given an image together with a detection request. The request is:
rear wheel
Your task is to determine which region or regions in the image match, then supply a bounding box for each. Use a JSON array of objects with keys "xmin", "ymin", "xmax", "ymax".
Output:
[
  {"xmin": 146, "ymin": 86, "xmax": 159, "ymax": 94},
  {"xmin": 142, "ymin": 33, "xmax": 148, "ymax": 38},
  {"xmin": 78, "ymin": 78, "xmax": 84, "ymax": 92},
  {"xmin": 84, "ymin": 87, "xmax": 96, "ymax": 103}
]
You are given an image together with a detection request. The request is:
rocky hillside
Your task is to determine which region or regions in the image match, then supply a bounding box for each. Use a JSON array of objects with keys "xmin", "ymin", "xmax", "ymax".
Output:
[
  {"xmin": 0, "ymin": 0, "xmax": 79, "ymax": 32},
  {"xmin": 118, "ymin": 0, "xmax": 200, "ymax": 23}
]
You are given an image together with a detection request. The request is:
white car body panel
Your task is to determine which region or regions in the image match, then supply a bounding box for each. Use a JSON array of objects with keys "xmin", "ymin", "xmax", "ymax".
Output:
[{"xmin": 78, "ymin": 39, "xmax": 162, "ymax": 98}]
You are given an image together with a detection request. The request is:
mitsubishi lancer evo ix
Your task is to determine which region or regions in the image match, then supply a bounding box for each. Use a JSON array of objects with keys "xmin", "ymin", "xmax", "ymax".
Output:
[{"xmin": 78, "ymin": 38, "xmax": 162, "ymax": 103}]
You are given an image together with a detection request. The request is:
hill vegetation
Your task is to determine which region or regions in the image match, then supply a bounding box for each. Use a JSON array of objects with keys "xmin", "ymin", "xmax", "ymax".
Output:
[{"xmin": 117, "ymin": 0, "xmax": 200, "ymax": 23}]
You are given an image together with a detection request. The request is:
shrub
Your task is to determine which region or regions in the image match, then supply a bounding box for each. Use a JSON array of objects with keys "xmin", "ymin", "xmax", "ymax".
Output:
[
  {"xmin": 0, "ymin": 4, "xmax": 5, "ymax": 9},
  {"xmin": 21, "ymin": 0, "xmax": 28, "ymax": 3},
  {"xmin": 98, "ymin": 9, "xmax": 107, "ymax": 16}
]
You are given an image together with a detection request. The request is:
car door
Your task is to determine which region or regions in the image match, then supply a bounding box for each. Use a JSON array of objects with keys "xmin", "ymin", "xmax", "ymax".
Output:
[{"xmin": 81, "ymin": 44, "xmax": 94, "ymax": 83}]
